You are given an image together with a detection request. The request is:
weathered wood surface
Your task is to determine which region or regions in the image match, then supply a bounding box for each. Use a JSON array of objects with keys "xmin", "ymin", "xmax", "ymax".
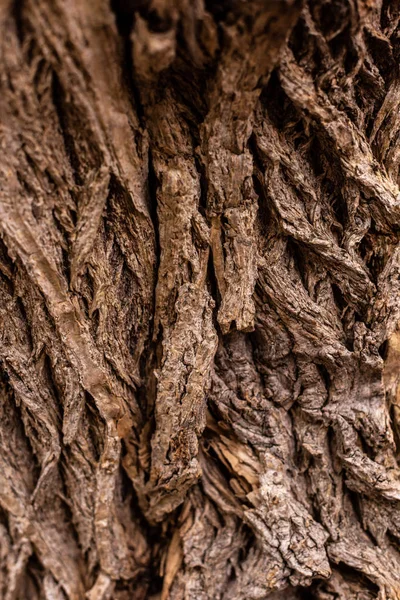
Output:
[{"xmin": 1, "ymin": 0, "xmax": 400, "ymax": 598}]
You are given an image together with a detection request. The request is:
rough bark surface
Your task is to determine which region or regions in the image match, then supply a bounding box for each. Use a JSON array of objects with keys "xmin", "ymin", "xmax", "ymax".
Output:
[{"xmin": 1, "ymin": 0, "xmax": 400, "ymax": 598}]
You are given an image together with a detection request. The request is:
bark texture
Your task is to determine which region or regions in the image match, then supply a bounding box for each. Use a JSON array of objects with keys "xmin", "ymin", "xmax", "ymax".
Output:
[{"xmin": 1, "ymin": 0, "xmax": 400, "ymax": 598}]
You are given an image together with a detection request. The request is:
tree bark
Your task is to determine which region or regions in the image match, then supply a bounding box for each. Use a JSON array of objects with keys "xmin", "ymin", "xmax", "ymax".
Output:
[{"xmin": 1, "ymin": 0, "xmax": 400, "ymax": 598}]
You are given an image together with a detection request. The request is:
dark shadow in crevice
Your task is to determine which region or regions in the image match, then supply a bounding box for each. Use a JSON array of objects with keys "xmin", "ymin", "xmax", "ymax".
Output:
[
  {"xmin": 248, "ymin": 132, "xmax": 275, "ymax": 239},
  {"xmin": 317, "ymin": 363, "xmax": 331, "ymax": 406},
  {"xmin": 83, "ymin": 392, "xmax": 106, "ymax": 463},
  {"xmin": 110, "ymin": 0, "xmax": 146, "ymax": 124},
  {"xmin": 390, "ymin": 403, "xmax": 400, "ymax": 461},
  {"xmin": 24, "ymin": 554, "xmax": 45, "ymax": 599},
  {"xmin": 12, "ymin": 0, "xmax": 25, "ymax": 46},
  {"xmin": 259, "ymin": 70, "xmax": 291, "ymax": 131},
  {"xmin": 378, "ymin": 339, "xmax": 388, "ymax": 360},
  {"xmin": 111, "ymin": 0, "xmax": 139, "ymax": 37},
  {"xmin": 51, "ymin": 73, "xmax": 84, "ymax": 186},
  {"xmin": 331, "ymin": 282, "xmax": 346, "ymax": 311},
  {"xmin": 289, "ymin": 239, "xmax": 310, "ymax": 292}
]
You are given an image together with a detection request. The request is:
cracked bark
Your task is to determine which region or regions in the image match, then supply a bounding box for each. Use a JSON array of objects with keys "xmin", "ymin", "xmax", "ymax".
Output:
[{"xmin": 1, "ymin": 0, "xmax": 400, "ymax": 598}]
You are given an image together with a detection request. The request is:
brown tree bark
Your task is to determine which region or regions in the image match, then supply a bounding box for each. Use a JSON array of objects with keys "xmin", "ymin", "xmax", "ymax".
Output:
[{"xmin": 1, "ymin": 0, "xmax": 400, "ymax": 598}]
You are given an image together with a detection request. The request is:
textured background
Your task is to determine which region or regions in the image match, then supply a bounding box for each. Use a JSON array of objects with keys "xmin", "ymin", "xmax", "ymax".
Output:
[{"xmin": 1, "ymin": 0, "xmax": 400, "ymax": 598}]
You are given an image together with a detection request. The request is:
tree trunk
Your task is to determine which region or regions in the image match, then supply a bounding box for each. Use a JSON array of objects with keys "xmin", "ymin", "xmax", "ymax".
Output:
[{"xmin": 1, "ymin": 0, "xmax": 400, "ymax": 598}]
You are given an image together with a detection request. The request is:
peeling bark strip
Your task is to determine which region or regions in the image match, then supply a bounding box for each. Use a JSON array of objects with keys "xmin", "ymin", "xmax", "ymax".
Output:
[{"xmin": 1, "ymin": 0, "xmax": 400, "ymax": 599}]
